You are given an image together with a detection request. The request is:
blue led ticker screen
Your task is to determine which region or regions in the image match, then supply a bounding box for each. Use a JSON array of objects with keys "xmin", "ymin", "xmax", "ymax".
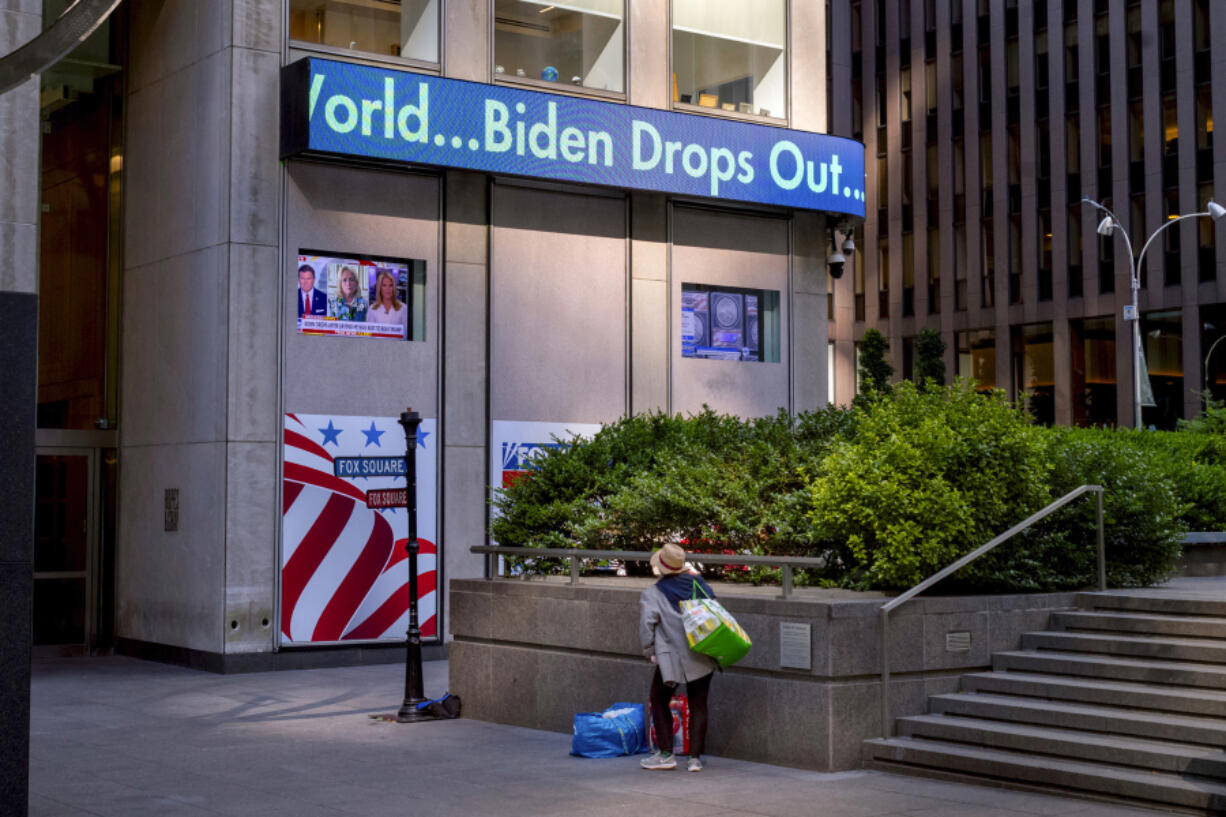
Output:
[{"xmin": 281, "ymin": 58, "xmax": 866, "ymax": 217}]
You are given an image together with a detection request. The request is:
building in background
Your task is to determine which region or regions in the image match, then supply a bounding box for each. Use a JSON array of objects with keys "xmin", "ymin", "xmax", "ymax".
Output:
[
  {"xmin": 4, "ymin": 0, "xmax": 860, "ymax": 680},
  {"xmin": 826, "ymin": 0, "xmax": 1226, "ymax": 429}
]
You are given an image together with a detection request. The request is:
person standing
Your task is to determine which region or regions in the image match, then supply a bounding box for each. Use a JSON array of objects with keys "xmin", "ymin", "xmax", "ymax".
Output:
[{"xmin": 639, "ymin": 543, "xmax": 718, "ymax": 772}]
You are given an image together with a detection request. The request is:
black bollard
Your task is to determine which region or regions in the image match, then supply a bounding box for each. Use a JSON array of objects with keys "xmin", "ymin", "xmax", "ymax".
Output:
[{"xmin": 395, "ymin": 407, "xmax": 434, "ymax": 722}]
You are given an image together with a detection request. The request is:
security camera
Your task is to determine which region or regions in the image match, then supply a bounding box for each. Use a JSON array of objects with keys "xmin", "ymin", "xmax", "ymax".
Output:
[
  {"xmin": 841, "ymin": 236, "xmax": 855, "ymax": 254},
  {"xmin": 828, "ymin": 250, "xmax": 847, "ymax": 279}
]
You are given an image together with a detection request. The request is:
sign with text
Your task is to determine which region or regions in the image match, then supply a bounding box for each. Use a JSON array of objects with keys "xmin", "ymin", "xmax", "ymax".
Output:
[
  {"xmin": 366, "ymin": 488, "xmax": 408, "ymax": 510},
  {"xmin": 333, "ymin": 456, "xmax": 407, "ymax": 477},
  {"xmin": 282, "ymin": 57, "xmax": 866, "ymax": 217}
]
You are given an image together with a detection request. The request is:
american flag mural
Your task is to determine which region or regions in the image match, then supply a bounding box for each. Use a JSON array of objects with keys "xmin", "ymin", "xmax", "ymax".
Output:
[{"xmin": 282, "ymin": 413, "xmax": 438, "ymax": 644}]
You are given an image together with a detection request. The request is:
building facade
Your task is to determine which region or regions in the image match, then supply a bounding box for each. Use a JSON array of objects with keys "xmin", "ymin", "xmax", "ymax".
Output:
[
  {"xmin": 8, "ymin": 0, "xmax": 860, "ymax": 681},
  {"xmin": 827, "ymin": 0, "xmax": 1226, "ymax": 429}
]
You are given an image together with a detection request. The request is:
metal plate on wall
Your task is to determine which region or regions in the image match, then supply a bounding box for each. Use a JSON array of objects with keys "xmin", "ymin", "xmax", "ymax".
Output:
[{"xmin": 779, "ymin": 621, "xmax": 811, "ymax": 670}]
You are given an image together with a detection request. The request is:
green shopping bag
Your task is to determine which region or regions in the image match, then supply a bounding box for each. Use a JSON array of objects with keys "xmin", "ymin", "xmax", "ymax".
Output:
[{"xmin": 679, "ymin": 583, "xmax": 752, "ymax": 667}]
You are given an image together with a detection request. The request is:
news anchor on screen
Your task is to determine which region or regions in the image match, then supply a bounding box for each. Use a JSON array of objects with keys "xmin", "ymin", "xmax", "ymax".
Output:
[
  {"xmin": 367, "ymin": 269, "xmax": 409, "ymax": 335},
  {"xmin": 297, "ymin": 263, "xmax": 327, "ymax": 318}
]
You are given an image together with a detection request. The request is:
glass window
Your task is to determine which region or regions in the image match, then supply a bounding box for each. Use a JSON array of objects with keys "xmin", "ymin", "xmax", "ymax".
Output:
[
  {"xmin": 1013, "ymin": 322, "xmax": 1054, "ymax": 425},
  {"xmin": 673, "ymin": 0, "xmax": 785, "ymax": 118},
  {"xmin": 1198, "ymin": 85, "xmax": 1214, "ymax": 150},
  {"xmin": 900, "ymin": 67, "xmax": 912, "ymax": 122},
  {"xmin": 956, "ymin": 329, "xmax": 996, "ymax": 390},
  {"xmin": 1164, "ymin": 93, "xmax": 1179, "ymax": 154},
  {"xmin": 1073, "ymin": 316, "xmax": 1116, "ymax": 427},
  {"xmin": 289, "ymin": 0, "xmax": 439, "ymax": 63},
  {"xmin": 495, "ymin": 1, "xmax": 624, "ymax": 92},
  {"xmin": 1141, "ymin": 310, "xmax": 1184, "ymax": 429},
  {"xmin": 680, "ymin": 283, "xmax": 780, "ymax": 363}
]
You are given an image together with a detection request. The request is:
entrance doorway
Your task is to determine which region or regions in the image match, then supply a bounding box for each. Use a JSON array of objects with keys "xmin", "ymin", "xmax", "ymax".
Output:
[{"xmin": 33, "ymin": 434, "xmax": 117, "ymax": 654}]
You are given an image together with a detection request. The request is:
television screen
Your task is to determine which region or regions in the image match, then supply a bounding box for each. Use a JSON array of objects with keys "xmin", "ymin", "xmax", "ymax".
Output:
[{"xmin": 295, "ymin": 250, "xmax": 421, "ymax": 340}]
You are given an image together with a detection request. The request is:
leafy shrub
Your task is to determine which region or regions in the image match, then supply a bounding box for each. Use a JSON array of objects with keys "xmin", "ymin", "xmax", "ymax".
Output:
[
  {"xmin": 489, "ymin": 407, "xmax": 856, "ymax": 562},
  {"xmin": 490, "ymin": 384, "xmax": 1196, "ymax": 592},
  {"xmin": 1045, "ymin": 426, "xmax": 1186, "ymax": 587},
  {"xmin": 803, "ymin": 380, "xmax": 1059, "ymax": 590},
  {"xmin": 1120, "ymin": 429, "xmax": 1226, "ymax": 532},
  {"xmin": 913, "ymin": 328, "xmax": 947, "ymax": 388}
]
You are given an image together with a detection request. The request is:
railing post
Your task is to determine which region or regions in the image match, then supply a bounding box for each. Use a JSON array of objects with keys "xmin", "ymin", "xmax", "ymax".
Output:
[
  {"xmin": 880, "ymin": 606, "xmax": 891, "ymax": 739},
  {"xmin": 569, "ymin": 555, "xmax": 579, "ymax": 585},
  {"xmin": 1096, "ymin": 488, "xmax": 1106, "ymax": 591},
  {"xmin": 781, "ymin": 565, "xmax": 793, "ymax": 598}
]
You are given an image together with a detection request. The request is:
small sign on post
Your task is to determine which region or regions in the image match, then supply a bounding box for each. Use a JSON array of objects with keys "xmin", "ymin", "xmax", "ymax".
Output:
[
  {"xmin": 366, "ymin": 488, "xmax": 408, "ymax": 510},
  {"xmin": 1123, "ymin": 304, "xmax": 1137, "ymax": 321}
]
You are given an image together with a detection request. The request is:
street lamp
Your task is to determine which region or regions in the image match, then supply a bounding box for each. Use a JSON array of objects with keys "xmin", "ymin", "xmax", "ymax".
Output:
[{"xmin": 1082, "ymin": 197, "xmax": 1226, "ymax": 429}]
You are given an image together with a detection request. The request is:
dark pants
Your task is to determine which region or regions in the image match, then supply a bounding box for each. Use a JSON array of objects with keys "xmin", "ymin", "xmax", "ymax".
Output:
[{"xmin": 650, "ymin": 667, "xmax": 712, "ymax": 757}]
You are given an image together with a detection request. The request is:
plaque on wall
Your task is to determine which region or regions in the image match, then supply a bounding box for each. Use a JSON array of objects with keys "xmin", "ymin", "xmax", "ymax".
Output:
[{"xmin": 779, "ymin": 621, "xmax": 812, "ymax": 670}]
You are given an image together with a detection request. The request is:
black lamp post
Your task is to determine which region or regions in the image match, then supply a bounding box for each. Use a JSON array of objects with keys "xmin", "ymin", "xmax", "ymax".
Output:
[{"xmin": 395, "ymin": 407, "xmax": 432, "ymax": 722}]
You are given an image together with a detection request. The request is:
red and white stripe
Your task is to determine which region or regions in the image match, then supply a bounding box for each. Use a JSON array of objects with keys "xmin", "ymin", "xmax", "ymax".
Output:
[{"xmin": 281, "ymin": 413, "xmax": 436, "ymax": 642}]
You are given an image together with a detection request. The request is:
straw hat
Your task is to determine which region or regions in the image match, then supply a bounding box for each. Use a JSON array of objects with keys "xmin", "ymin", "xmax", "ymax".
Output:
[{"xmin": 649, "ymin": 543, "xmax": 687, "ymax": 576}]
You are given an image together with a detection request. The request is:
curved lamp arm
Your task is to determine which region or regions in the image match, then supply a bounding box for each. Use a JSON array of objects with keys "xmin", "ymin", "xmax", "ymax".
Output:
[
  {"xmin": 1206, "ymin": 335, "xmax": 1226, "ymax": 394},
  {"xmin": 1136, "ymin": 211, "xmax": 1217, "ymax": 286},
  {"xmin": 0, "ymin": 0, "xmax": 124, "ymax": 97},
  {"xmin": 1081, "ymin": 197, "xmax": 1136, "ymax": 283}
]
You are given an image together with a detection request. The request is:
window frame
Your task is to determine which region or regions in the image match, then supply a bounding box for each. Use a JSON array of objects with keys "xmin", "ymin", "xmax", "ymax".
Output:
[
  {"xmin": 491, "ymin": 0, "xmax": 630, "ymax": 100},
  {"xmin": 668, "ymin": 0, "xmax": 791, "ymax": 126},
  {"xmin": 286, "ymin": 0, "xmax": 444, "ymax": 72}
]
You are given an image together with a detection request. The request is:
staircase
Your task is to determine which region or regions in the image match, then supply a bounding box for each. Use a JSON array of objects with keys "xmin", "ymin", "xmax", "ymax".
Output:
[{"xmin": 865, "ymin": 589, "xmax": 1226, "ymax": 813}]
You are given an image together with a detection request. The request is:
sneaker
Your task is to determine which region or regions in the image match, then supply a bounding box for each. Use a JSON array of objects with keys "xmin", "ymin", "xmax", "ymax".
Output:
[
  {"xmin": 687, "ymin": 756, "xmax": 704, "ymax": 772},
  {"xmin": 640, "ymin": 751, "xmax": 676, "ymax": 770}
]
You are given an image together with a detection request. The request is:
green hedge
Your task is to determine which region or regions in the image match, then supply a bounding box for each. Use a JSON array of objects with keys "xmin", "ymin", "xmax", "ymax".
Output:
[{"xmin": 490, "ymin": 383, "xmax": 1222, "ymax": 592}]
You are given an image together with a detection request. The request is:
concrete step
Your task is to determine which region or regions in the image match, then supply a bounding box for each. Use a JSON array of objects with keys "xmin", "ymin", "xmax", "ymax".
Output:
[
  {"xmin": 1077, "ymin": 592, "xmax": 1226, "ymax": 619},
  {"xmin": 1052, "ymin": 609, "xmax": 1226, "ymax": 640},
  {"xmin": 863, "ymin": 736, "xmax": 1226, "ymax": 812},
  {"xmin": 928, "ymin": 692, "xmax": 1226, "ymax": 745},
  {"xmin": 993, "ymin": 649, "xmax": 1226, "ymax": 689},
  {"xmin": 897, "ymin": 714, "xmax": 1226, "ymax": 778},
  {"xmin": 961, "ymin": 671, "xmax": 1226, "ymax": 718},
  {"xmin": 1021, "ymin": 630, "xmax": 1226, "ymax": 664}
]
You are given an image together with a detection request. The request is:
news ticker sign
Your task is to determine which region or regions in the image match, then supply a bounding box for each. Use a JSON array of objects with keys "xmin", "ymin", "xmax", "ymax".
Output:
[{"xmin": 281, "ymin": 57, "xmax": 866, "ymax": 217}]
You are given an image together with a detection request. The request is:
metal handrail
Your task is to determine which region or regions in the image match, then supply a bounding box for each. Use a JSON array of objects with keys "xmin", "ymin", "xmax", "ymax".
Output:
[
  {"xmin": 878, "ymin": 484, "xmax": 1105, "ymax": 739},
  {"xmin": 469, "ymin": 546, "xmax": 827, "ymax": 598}
]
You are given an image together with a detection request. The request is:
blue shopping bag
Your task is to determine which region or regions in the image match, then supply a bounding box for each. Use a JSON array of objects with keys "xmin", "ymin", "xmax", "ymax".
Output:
[{"xmin": 570, "ymin": 702, "xmax": 648, "ymax": 758}]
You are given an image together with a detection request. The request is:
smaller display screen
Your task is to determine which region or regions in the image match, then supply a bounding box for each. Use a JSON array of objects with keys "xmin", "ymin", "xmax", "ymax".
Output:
[
  {"xmin": 681, "ymin": 283, "xmax": 776, "ymax": 362},
  {"xmin": 295, "ymin": 250, "xmax": 419, "ymax": 341}
]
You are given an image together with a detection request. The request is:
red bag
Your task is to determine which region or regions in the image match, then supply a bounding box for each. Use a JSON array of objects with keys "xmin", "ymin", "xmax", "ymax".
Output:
[{"xmin": 648, "ymin": 694, "xmax": 690, "ymax": 755}]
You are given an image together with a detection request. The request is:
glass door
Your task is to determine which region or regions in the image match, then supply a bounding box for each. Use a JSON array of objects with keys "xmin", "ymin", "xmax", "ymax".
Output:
[{"xmin": 33, "ymin": 448, "xmax": 96, "ymax": 650}]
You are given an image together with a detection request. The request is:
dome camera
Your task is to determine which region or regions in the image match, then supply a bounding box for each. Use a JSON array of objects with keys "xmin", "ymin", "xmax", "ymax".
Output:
[
  {"xmin": 841, "ymin": 236, "xmax": 855, "ymax": 254},
  {"xmin": 828, "ymin": 250, "xmax": 847, "ymax": 279}
]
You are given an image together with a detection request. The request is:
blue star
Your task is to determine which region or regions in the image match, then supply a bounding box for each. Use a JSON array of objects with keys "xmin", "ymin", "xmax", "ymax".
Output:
[
  {"xmin": 318, "ymin": 421, "xmax": 342, "ymax": 447},
  {"xmin": 417, "ymin": 429, "xmax": 430, "ymax": 449},
  {"xmin": 362, "ymin": 421, "xmax": 386, "ymax": 448}
]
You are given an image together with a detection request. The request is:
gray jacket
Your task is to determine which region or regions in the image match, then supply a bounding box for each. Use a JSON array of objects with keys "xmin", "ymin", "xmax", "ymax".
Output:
[{"xmin": 640, "ymin": 583, "xmax": 718, "ymax": 685}]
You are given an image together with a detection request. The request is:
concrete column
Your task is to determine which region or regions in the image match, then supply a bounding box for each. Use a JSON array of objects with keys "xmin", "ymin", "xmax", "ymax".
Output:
[
  {"xmin": 444, "ymin": 0, "xmax": 489, "ymax": 83},
  {"xmin": 442, "ymin": 171, "xmax": 489, "ymax": 594},
  {"xmin": 791, "ymin": 0, "xmax": 827, "ymax": 132},
  {"xmin": 629, "ymin": 0, "xmax": 667, "ymax": 109},
  {"xmin": 794, "ymin": 212, "xmax": 829, "ymax": 410},
  {"xmin": 0, "ymin": 4, "xmax": 42, "ymax": 811},
  {"xmin": 119, "ymin": 0, "xmax": 283, "ymax": 657},
  {"xmin": 630, "ymin": 194, "xmax": 668, "ymax": 414}
]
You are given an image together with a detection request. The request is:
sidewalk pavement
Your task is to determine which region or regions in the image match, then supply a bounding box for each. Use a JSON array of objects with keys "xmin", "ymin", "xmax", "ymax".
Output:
[{"xmin": 28, "ymin": 656, "xmax": 1176, "ymax": 817}]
